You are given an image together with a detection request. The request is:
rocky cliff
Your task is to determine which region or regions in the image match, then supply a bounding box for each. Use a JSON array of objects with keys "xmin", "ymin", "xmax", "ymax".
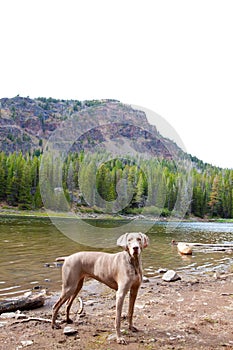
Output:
[{"xmin": 0, "ymin": 96, "xmax": 183, "ymax": 159}]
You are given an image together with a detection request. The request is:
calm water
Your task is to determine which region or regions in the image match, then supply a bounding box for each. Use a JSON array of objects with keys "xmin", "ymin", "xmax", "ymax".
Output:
[{"xmin": 0, "ymin": 216, "xmax": 233, "ymax": 299}]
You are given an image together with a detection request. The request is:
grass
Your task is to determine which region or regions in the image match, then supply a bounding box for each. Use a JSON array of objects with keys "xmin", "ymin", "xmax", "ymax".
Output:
[
  {"xmin": 0, "ymin": 208, "xmax": 73, "ymax": 219},
  {"xmin": 215, "ymin": 218, "xmax": 233, "ymax": 223}
]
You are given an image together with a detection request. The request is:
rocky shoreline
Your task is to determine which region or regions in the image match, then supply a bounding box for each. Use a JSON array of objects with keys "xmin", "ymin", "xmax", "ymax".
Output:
[
  {"xmin": 0, "ymin": 207, "xmax": 232, "ymax": 223},
  {"xmin": 1, "ymin": 270, "xmax": 233, "ymax": 349}
]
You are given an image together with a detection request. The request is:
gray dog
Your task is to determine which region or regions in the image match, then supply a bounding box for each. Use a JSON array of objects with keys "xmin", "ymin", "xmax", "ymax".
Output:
[{"xmin": 52, "ymin": 232, "xmax": 149, "ymax": 344}]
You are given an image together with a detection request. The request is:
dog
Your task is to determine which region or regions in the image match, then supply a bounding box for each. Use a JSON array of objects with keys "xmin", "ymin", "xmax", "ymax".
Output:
[{"xmin": 52, "ymin": 232, "xmax": 149, "ymax": 344}]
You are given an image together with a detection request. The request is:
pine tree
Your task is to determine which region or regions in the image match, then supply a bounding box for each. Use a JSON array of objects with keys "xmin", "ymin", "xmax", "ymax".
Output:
[
  {"xmin": 0, "ymin": 153, "xmax": 7, "ymax": 200},
  {"xmin": 208, "ymin": 175, "xmax": 220, "ymax": 216},
  {"xmin": 18, "ymin": 163, "xmax": 33, "ymax": 209},
  {"xmin": 135, "ymin": 171, "xmax": 146, "ymax": 207}
]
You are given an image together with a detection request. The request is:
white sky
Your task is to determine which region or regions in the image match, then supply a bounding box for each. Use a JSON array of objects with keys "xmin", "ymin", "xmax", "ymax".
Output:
[{"xmin": 1, "ymin": 0, "xmax": 233, "ymax": 169}]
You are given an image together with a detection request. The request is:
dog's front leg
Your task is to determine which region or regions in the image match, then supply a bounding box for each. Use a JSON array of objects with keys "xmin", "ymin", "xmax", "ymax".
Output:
[
  {"xmin": 115, "ymin": 287, "xmax": 128, "ymax": 345},
  {"xmin": 128, "ymin": 285, "xmax": 140, "ymax": 332}
]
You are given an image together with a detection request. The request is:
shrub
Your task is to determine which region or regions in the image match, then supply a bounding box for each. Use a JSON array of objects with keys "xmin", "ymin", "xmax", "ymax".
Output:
[{"xmin": 18, "ymin": 203, "xmax": 32, "ymax": 210}]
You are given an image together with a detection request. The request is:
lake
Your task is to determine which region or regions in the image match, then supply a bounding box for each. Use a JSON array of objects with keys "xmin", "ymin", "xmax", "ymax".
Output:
[{"xmin": 0, "ymin": 216, "xmax": 233, "ymax": 299}]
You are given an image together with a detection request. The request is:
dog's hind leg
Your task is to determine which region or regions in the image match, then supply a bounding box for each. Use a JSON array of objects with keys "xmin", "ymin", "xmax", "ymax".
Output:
[
  {"xmin": 65, "ymin": 277, "xmax": 84, "ymax": 324},
  {"xmin": 52, "ymin": 291, "xmax": 73, "ymax": 329}
]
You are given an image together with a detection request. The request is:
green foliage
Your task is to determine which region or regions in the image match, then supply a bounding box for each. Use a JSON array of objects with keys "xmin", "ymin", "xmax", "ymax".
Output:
[
  {"xmin": 7, "ymin": 133, "xmax": 15, "ymax": 142},
  {"xmin": 84, "ymin": 100, "xmax": 103, "ymax": 107},
  {"xmin": 1, "ymin": 150, "xmax": 233, "ymax": 218},
  {"xmin": 37, "ymin": 97, "xmax": 60, "ymax": 104},
  {"xmin": 18, "ymin": 203, "xmax": 32, "ymax": 210},
  {"xmin": 73, "ymin": 101, "xmax": 82, "ymax": 111},
  {"xmin": 142, "ymin": 206, "xmax": 165, "ymax": 216},
  {"xmin": 0, "ymin": 152, "xmax": 42, "ymax": 209},
  {"xmin": 33, "ymin": 149, "xmax": 42, "ymax": 157},
  {"xmin": 22, "ymin": 133, "xmax": 31, "ymax": 142}
]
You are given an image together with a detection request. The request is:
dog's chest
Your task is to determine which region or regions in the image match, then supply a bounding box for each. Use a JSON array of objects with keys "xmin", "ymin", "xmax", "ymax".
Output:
[{"xmin": 126, "ymin": 260, "xmax": 142, "ymax": 283}]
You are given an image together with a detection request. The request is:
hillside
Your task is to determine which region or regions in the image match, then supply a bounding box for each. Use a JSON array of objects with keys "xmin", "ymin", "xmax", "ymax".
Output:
[
  {"xmin": 1, "ymin": 96, "xmax": 231, "ymax": 219},
  {"xmin": 0, "ymin": 96, "xmax": 183, "ymax": 160}
]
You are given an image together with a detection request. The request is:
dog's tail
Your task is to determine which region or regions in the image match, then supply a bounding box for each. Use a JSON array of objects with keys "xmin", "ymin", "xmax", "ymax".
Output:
[{"xmin": 56, "ymin": 257, "xmax": 67, "ymax": 262}]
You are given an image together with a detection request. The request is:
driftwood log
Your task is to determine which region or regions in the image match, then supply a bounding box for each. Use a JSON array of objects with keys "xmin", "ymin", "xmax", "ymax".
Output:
[
  {"xmin": 187, "ymin": 243, "xmax": 233, "ymax": 248},
  {"xmin": 0, "ymin": 290, "xmax": 46, "ymax": 314},
  {"xmin": 172, "ymin": 240, "xmax": 233, "ymax": 254},
  {"xmin": 172, "ymin": 240, "xmax": 233, "ymax": 249}
]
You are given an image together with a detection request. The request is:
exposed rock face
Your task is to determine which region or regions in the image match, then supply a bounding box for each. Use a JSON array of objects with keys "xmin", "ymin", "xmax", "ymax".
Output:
[{"xmin": 0, "ymin": 96, "xmax": 183, "ymax": 158}]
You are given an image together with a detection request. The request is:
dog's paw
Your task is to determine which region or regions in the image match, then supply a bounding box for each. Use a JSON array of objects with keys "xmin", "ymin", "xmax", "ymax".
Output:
[
  {"xmin": 52, "ymin": 323, "xmax": 61, "ymax": 330},
  {"xmin": 129, "ymin": 325, "xmax": 139, "ymax": 333},
  {"xmin": 66, "ymin": 318, "xmax": 73, "ymax": 324},
  {"xmin": 117, "ymin": 337, "xmax": 127, "ymax": 345}
]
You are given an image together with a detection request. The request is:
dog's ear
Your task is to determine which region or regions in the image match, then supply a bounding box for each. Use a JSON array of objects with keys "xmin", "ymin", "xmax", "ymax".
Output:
[
  {"xmin": 140, "ymin": 233, "xmax": 149, "ymax": 248},
  {"xmin": 117, "ymin": 233, "xmax": 128, "ymax": 250}
]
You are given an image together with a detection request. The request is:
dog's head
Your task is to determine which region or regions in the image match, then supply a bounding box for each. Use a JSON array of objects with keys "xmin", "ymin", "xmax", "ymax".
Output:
[{"xmin": 117, "ymin": 232, "xmax": 149, "ymax": 257}]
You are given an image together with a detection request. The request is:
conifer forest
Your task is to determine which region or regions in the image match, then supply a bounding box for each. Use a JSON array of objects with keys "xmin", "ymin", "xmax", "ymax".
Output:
[{"xmin": 0, "ymin": 151, "xmax": 232, "ymax": 219}]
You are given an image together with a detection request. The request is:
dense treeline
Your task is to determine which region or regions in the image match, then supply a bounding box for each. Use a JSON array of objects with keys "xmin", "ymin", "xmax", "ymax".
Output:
[
  {"xmin": 0, "ymin": 151, "xmax": 233, "ymax": 218},
  {"xmin": 0, "ymin": 152, "xmax": 43, "ymax": 210}
]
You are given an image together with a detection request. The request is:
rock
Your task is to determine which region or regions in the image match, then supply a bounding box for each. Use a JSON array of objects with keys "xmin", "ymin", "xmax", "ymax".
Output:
[
  {"xmin": 0, "ymin": 312, "xmax": 17, "ymax": 319},
  {"xmin": 84, "ymin": 299, "xmax": 96, "ymax": 306},
  {"xmin": 63, "ymin": 326, "xmax": 78, "ymax": 336},
  {"xmin": 177, "ymin": 242, "xmax": 192, "ymax": 255},
  {"xmin": 158, "ymin": 268, "xmax": 168, "ymax": 273},
  {"xmin": 162, "ymin": 270, "xmax": 181, "ymax": 282},
  {"xmin": 21, "ymin": 340, "xmax": 34, "ymax": 347},
  {"xmin": 0, "ymin": 311, "xmax": 27, "ymax": 320},
  {"xmin": 135, "ymin": 302, "xmax": 145, "ymax": 309},
  {"xmin": 54, "ymin": 262, "xmax": 63, "ymax": 268},
  {"xmin": 148, "ymin": 338, "xmax": 157, "ymax": 343},
  {"xmin": 107, "ymin": 333, "xmax": 117, "ymax": 341},
  {"xmin": 0, "ymin": 97, "xmax": 184, "ymax": 161},
  {"xmin": 142, "ymin": 276, "xmax": 150, "ymax": 283}
]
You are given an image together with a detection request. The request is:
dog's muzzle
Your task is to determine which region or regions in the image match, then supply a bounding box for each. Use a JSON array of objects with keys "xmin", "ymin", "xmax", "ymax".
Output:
[{"xmin": 133, "ymin": 246, "xmax": 140, "ymax": 255}]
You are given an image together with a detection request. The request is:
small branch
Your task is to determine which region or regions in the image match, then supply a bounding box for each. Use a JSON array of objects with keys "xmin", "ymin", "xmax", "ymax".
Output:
[
  {"xmin": 11, "ymin": 297, "xmax": 83, "ymax": 325},
  {"xmin": 77, "ymin": 297, "xmax": 83, "ymax": 314},
  {"xmin": 221, "ymin": 292, "xmax": 233, "ymax": 296},
  {"xmin": 12, "ymin": 317, "xmax": 59, "ymax": 325}
]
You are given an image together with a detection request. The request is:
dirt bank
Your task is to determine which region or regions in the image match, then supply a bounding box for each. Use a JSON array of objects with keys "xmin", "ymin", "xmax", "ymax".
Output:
[{"xmin": 1, "ymin": 271, "xmax": 233, "ymax": 350}]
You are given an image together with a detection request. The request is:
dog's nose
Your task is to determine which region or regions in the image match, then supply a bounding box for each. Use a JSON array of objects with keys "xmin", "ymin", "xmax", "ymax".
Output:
[{"xmin": 133, "ymin": 246, "xmax": 139, "ymax": 253}]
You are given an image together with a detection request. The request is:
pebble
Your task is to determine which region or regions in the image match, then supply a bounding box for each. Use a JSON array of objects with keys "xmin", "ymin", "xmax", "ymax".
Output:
[
  {"xmin": 158, "ymin": 268, "xmax": 168, "ymax": 273},
  {"xmin": 107, "ymin": 333, "xmax": 117, "ymax": 341},
  {"xmin": 21, "ymin": 340, "xmax": 34, "ymax": 347},
  {"xmin": 142, "ymin": 276, "xmax": 150, "ymax": 283},
  {"xmin": 32, "ymin": 285, "xmax": 42, "ymax": 290},
  {"xmin": 84, "ymin": 299, "xmax": 96, "ymax": 306},
  {"xmin": 63, "ymin": 326, "xmax": 78, "ymax": 336},
  {"xmin": 148, "ymin": 338, "xmax": 157, "ymax": 343}
]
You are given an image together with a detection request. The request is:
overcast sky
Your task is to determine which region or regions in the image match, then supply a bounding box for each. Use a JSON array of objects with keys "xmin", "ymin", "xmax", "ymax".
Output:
[{"xmin": 1, "ymin": 0, "xmax": 233, "ymax": 169}]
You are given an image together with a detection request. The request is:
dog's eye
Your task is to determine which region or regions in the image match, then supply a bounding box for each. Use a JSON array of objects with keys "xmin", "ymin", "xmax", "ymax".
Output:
[{"xmin": 137, "ymin": 238, "xmax": 142, "ymax": 242}]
